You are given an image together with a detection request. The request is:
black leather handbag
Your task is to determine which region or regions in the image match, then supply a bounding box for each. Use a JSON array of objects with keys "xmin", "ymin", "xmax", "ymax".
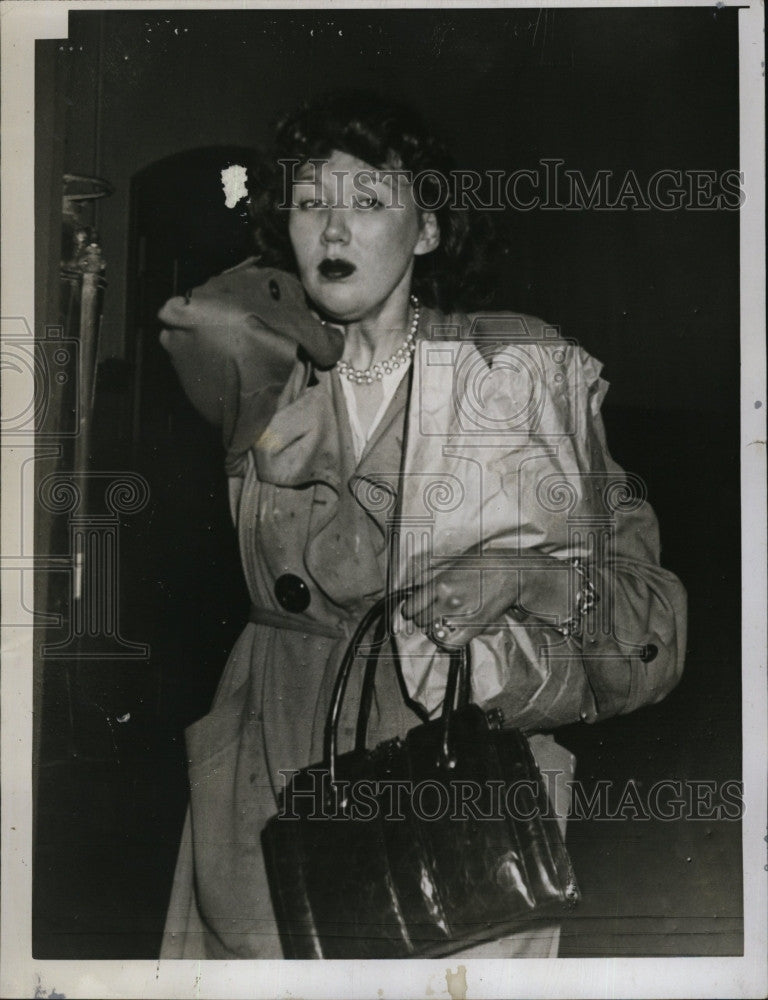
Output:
[{"xmin": 261, "ymin": 594, "xmax": 580, "ymax": 959}]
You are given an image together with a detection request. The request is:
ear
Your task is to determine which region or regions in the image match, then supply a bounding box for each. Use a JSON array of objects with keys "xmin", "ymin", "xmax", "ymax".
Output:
[{"xmin": 414, "ymin": 211, "xmax": 441, "ymax": 256}]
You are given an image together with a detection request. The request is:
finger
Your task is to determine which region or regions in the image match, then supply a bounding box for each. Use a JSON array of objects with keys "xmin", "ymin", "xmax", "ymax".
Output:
[
  {"xmin": 436, "ymin": 578, "xmax": 484, "ymax": 616},
  {"xmin": 418, "ymin": 592, "xmax": 475, "ymax": 630},
  {"xmin": 428, "ymin": 596, "xmax": 477, "ymax": 627},
  {"xmin": 433, "ymin": 578, "xmax": 464, "ymax": 607},
  {"xmin": 427, "ymin": 623, "xmax": 475, "ymax": 649},
  {"xmin": 413, "ymin": 602, "xmax": 442, "ymax": 630},
  {"xmin": 400, "ymin": 582, "xmax": 438, "ymax": 621}
]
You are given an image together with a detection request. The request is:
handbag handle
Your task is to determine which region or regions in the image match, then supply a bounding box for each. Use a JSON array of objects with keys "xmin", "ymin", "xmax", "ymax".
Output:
[{"xmin": 325, "ymin": 590, "xmax": 472, "ymax": 793}]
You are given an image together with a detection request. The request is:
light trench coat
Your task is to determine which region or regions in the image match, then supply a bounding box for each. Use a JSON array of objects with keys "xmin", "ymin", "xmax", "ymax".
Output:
[{"xmin": 158, "ymin": 259, "xmax": 687, "ymax": 960}]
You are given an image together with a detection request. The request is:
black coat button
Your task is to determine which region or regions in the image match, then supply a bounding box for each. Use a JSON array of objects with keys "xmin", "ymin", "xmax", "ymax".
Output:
[
  {"xmin": 274, "ymin": 573, "xmax": 310, "ymax": 613},
  {"xmin": 639, "ymin": 642, "xmax": 658, "ymax": 663},
  {"xmin": 269, "ymin": 278, "xmax": 281, "ymax": 300}
]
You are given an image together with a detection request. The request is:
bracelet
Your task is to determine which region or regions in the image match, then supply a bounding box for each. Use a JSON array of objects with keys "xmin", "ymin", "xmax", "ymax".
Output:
[{"xmin": 555, "ymin": 558, "xmax": 599, "ymax": 638}]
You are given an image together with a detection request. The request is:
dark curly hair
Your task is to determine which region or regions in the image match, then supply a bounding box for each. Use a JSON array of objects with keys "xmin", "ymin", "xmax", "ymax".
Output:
[{"xmin": 247, "ymin": 89, "xmax": 505, "ymax": 313}]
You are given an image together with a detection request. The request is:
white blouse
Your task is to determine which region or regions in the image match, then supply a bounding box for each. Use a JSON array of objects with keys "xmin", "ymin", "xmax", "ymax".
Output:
[{"xmin": 338, "ymin": 359, "xmax": 411, "ymax": 463}]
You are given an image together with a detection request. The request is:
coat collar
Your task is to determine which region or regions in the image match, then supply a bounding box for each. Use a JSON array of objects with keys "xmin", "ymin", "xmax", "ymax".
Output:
[{"xmin": 253, "ymin": 303, "xmax": 453, "ymax": 494}]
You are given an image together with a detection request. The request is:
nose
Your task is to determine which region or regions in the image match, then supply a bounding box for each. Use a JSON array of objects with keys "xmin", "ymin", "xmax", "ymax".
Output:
[{"xmin": 321, "ymin": 206, "xmax": 350, "ymax": 245}]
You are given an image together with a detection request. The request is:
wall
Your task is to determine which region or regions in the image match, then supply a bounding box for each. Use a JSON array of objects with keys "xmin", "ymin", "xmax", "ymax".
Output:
[{"xmin": 56, "ymin": 7, "xmax": 740, "ymax": 412}]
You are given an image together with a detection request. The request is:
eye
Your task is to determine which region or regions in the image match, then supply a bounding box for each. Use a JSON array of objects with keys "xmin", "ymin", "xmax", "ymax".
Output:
[
  {"xmin": 353, "ymin": 194, "xmax": 380, "ymax": 210},
  {"xmin": 296, "ymin": 197, "xmax": 327, "ymax": 210}
]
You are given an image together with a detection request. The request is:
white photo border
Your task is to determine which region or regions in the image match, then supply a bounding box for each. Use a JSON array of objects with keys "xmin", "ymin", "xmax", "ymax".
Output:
[{"xmin": 1, "ymin": 1, "xmax": 765, "ymax": 998}]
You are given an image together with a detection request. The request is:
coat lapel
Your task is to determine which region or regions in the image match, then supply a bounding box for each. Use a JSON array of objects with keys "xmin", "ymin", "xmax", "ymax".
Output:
[
  {"xmin": 251, "ymin": 305, "xmax": 453, "ymax": 608},
  {"xmin": 253, "ymin": 363, "xmax": 342, "ymax": 491},
  {"xmin": 302, "ymin": 372, "xmax": 392, "ymax": 605}
]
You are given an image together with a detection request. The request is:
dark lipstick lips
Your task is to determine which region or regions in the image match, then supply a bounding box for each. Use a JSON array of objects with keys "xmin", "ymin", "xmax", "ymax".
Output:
[{"xmin": 318, "ymin": 258, "xmax": 355, "ymax": 279}]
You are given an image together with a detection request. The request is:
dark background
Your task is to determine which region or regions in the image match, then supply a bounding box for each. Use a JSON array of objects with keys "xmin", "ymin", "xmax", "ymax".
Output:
[{"xmin": 34, "ymin": 7, "xmax": 741, "ymax": 957}]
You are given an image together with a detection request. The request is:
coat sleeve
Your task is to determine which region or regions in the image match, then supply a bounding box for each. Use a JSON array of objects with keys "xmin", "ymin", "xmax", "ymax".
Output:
[
  {"xmin": 569, "ymin": 400, "xmax": 688, "ymax": 721},
  {"xmin": 395, "ymin": 324, "xmax": 687, "ymax": 733},
  {"xmin": 158, "ymin": 259, "xmax": 343, "ymax": 470},
  {"xmin": 478, "ymin": 359, "xmax": 688, "ymax": 731}
]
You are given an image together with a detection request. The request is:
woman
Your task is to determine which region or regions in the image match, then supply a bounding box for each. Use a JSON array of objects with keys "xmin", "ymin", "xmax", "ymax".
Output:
[{"xmin": 158, "ymin": 90, "xmax": 687, "ymax": 960}]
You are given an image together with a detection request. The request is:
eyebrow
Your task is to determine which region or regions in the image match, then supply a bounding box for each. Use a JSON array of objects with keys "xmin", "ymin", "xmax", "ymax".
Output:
[{"xmin": 372, "ymin": 171, "xmax": 396, "ymax": 191}]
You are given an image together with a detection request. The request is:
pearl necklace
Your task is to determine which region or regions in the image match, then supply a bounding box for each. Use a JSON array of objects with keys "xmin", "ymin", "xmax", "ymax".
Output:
[{"xmin": 335, "ymin": 296, "xmax": 420, "ymax": 385}]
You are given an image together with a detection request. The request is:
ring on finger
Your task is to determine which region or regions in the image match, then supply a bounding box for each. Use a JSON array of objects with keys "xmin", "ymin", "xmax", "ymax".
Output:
[
  {"xmin": 431, "ymin": 620, "xmax": 447, "ymax": 641},
  {"xmin": 431, "ymin": 620, "xmax": 457, "ymax": 642}
]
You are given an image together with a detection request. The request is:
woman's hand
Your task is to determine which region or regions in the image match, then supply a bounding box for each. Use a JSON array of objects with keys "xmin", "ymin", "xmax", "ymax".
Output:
[
  {"xmin": 399, "ymin": 550, "xmax": 574, "ymax": 649},
  {"xmin": 400, "ymin": 564, "xmax": 515, "ymax": 647}
]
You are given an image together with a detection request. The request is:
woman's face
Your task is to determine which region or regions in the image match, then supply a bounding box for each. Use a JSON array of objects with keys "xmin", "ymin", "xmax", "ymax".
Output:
[{"xmin": 288, "ymin": 150, "xmax": 439, "ymax": 323}]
